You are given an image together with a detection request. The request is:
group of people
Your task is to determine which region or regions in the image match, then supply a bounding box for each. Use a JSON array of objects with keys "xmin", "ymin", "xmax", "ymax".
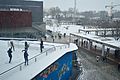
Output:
[{"xmin": 7, "ymin": 40, "xmax": 29, "ymax": 66}]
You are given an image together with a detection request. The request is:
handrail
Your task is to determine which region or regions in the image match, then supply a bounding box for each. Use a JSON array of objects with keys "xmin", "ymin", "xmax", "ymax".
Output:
[
  {"xmin": 0, "ymin": 62, "xmax": 24, "ymax": 75},
  {"xmin": 0, "ymin": 44, "xmax": 69, "ymax": 77},
  {"xmin": 0, "ymin": 46, "xmax": 55, "ymax": 75}
]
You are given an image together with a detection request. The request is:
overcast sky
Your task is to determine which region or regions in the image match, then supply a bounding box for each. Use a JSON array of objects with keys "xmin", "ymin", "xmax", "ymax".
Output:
[{"xmin": 34, "ymin": 0, "xmax": 120, "ymax": 12}]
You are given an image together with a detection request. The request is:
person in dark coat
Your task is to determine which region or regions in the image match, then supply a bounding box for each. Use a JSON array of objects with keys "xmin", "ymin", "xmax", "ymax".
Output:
[
  {"xmin": 10, "ymin": 40, "xmax": 15, "ymax": 51},
  {"xmin": 25, "ymin": 41, "xmax": 29, "ymax": 50},
  {"xmin": 40, "ymin": 39, "xmax": 43, "ymax": 52},
  {"xmin": 118, "ymin": 62, "xmax": 120, "ymax": 71},
  {"xmin": 22, "ymin": 49, "xmax": 29, "ymax": 65},
  {"xmin": 7, "ymin": 48, "xmax": 12, "ymax": 63}
]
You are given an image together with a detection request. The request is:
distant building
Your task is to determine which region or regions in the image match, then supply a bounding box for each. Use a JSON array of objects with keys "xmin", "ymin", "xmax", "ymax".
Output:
[{"xmin": 0, "ymin": 0, "xmax": 45, "ymax": 38}]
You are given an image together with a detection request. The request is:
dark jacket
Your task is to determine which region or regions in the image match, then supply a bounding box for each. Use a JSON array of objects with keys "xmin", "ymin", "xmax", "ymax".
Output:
[
  {"xmin": 7, "ymin": 48, "xmax": 12, "ymax": 57},
  {"xmin": 24, "ymin": 51, "xmax": 28, "ymax": 58}
]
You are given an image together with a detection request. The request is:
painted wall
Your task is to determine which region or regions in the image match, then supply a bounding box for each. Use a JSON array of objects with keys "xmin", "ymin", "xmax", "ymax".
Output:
[{"xmin": 32, "ymin": 51, "xmax": 73, "ymax": 80}]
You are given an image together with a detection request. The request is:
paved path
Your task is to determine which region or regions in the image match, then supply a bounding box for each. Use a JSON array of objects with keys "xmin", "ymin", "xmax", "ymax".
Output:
[
  {"xmin": 43, "ymin": 35, "xmax": 70, "ymax": 44},
  {"xmin": 77, "ymin": 48, "xmax": 120, "ymax": 80}
]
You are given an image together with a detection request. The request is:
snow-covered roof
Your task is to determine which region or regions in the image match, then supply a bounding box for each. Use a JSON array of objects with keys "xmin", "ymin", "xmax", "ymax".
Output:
[
  {"xmin": 79, "ymin": 28, "xmax": 118, "ymax": 32},
  {"xmin": 0, "ymin": 40, "xmax": 78, "ymax": 80},
  {"xmin": 71, "ymin": 32, "xmax": 120, "ymax": 49},
  {"xmin": 25, "ymin": 0, "xmax": 43, "ymax": 1}
]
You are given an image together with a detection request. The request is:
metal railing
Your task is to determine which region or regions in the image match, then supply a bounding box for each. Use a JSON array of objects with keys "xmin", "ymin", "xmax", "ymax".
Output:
[{"xmin": 0, "ymin": 43, "xmax": 69, "ymax": 80}]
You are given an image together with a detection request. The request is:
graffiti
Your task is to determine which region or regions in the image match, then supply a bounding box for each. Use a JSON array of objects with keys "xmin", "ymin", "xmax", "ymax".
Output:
[
  {"xmin": 40, "ymin": 63, "xmax": 58, "ymax": 78},
  {"xmin": 32, "ymin": 51, "xmax": 74, "ymax": 80},
  {"xmin": 58, "ymin": 64, "xmax": 69, "ymax": 80}
]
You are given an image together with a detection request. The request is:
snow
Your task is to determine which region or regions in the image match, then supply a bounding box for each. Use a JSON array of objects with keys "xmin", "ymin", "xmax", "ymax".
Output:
[
  {"xmin": 46, "ymin": 24, "xmax": 120, "ymax": 52},
  {"xmin": 0, "ymin": 23, "xmax": 120, "ymax": 80},
  {"xmin": 6, "ymin": 43, "xmax": 77, "ymax": 80},
  {"xmin": 46, "ymin": 24, "xmax": 83, "ymax": 35},
  {"xmin": 79, "ymin": 28, "xmax": 117, "ymax": 32},
  {"xmin": 0, "ymin": 39, "xmax": 78, "ymax": 80},
  {"xmin": 71, "ymin": 32, "xmax": 120, "ymax": 49}
]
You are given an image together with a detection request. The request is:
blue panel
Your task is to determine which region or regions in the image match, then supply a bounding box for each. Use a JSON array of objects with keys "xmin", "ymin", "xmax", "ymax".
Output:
[{"xmin": 33, "ymin": 52, "xmax": 73, "ymax": 80}]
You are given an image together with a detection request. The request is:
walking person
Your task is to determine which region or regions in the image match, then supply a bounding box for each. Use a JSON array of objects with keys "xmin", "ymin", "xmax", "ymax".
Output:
[
  {"xmin": 118, "ymin": 62, "xmax": 120, "ymax": 72},
  {"xmin": 25, "ymin": 41, "xmax": 29, "ymax": 50},
  {"xmin": 7, "ymin": 48, "xmax": 12, "ymax": 63},
  {"xmin": 95, "ymin": 45, "xmax": 97, "ymax": 51},
  {"xmin": 10, "ymin": 40, "xmax": 15, "ymax": 51},
  {"xmin": 96, "ymin": 56, "xmax": 100, "ymax": 62},
  {"xmin": 40, "ymin": 39, "xmax": 43, "ymax": 52},
  {"xmin": 22, "ymin": 49, "xmax": 29, "ymax": 65}
]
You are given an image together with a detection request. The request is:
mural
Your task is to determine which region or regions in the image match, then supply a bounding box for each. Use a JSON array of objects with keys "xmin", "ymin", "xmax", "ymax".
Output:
[{"xmin": 32, "ymin": 51, "xmax": 73, "ymax": 80}]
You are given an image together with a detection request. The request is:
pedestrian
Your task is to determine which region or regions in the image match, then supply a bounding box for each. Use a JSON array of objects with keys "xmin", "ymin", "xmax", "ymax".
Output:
[
  {"xmin": 53, "ymin": 37, "xmax": 55, "ymax": 42},
  {"xmin": 51, "ymin": 35, "xmax": 54, "ymax": 42},
  {"xmin": 25, "ymin": 41, "xmax": 29, "ymax": 50},
  {"xmin": 44, "ymin": 36, "xmax": 47, "ymax": 41},
  {"xmin": 118, "ymin": 62, "xmax": 120, "ymax": 72},
  {"xmin": 10, "ymin": 40, "xmax": 15, "ymax": 51},
  {"xmin": 22, "ymin": 49, "xmax": 29, "ymax": 65},
  {"xmin": 104, "ymin": 51, "xmax": 108, "ymax": 62},
  {"xmin": 40, "ymin": 39, "xmax": 43, "ymax": 52},
  {"xmin": 96, "ymin": 56, "xmax": 100, "ymax": 62},
  {"xmin": 114, "ymin": 49, "xmax": 118, "ymax": 58},
  {"xmin": 7, "ymin": 48, "xmax": 12, "ymax": 63},
  {"xmin": 95, "ymin": 45, "xmax": 97, "ymax": 51},
  {"xmin": 63, "ymin": 33, "xmax": 66, "ymax": 38},
  {"xmin": 81, "ymin": 41, "xmax": 83, "ymax": 47},
  {"xmin": 55, "ymin": 35, "xmax": 57, "ymax": 39}
]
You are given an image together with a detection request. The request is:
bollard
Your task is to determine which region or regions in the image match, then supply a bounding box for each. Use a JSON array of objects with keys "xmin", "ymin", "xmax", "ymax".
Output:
[
  {"xmin": 54, "ymin": 47, "xmax": 56, "ymax": 51},
  {"xmin": 20, "ymin": 66, "xmax": 22, "ymax": 71},
  {"xmin": 60, "ymin": 46, "xmax": 62, "ymax": 49},
  {"xmin": 46, "ymin": 52, "xmax": 47, "ymax": 56},
  {"xmin": 65, "ymin": 45, "xmax": 66, "ymax": 48},
  {"xmin": 35, "ymin": 58, "xmax": 37, "ymax": 62},
  {"xmin": 68, "ymin": 43, "xmax": 70, "ymax": 48}
]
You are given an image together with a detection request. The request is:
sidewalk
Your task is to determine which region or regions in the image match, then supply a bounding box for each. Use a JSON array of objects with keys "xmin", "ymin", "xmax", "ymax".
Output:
[
  {"xmin": 77, "ymin": 47, "xmax": 120, "ymax": 80},
  {"xmin": 79, "ymin": 46, "xmax": 120, "ymax": 64},
  {"xmin": 42, "ymin": 35, "xmax": 70, "ymax": 44}
]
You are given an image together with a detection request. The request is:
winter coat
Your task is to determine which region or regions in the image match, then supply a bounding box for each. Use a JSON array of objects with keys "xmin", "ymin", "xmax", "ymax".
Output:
[
  {"xmin": 24, "ymin": 51, "xmax": 28, "ymax": 58},
  {"xmin": 7, "ymin": 49, "xmax": 12, "ymax": 57}
]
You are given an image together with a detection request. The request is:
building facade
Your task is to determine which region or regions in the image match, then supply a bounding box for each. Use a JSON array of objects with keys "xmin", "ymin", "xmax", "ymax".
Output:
[{"xmin": 0, "ymin": 0, "xmax": 45, "ymax": 38}]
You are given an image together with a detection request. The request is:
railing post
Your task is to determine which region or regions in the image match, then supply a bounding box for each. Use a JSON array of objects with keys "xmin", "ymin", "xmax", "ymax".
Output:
[
  {"xmin": 68, "ymin": 43, "xmax": 70, "ymax": 48},
  {"xmin": 65, "ymin": 45, "xmax": 66, "ymax": 48},
  {"xmin": 20, "ymin": 66, "xmax": 22, "ymax": 71},
  {"xmin": 54, "ymin": 47, "xmax": 56, "ymax": 51},
  {"xmin": 60, "ymin": 46, "xmax": 62, "ymax": 49},
  {"xmin": 35, "ymin": 58, "xmax": 37, "ymax": 62},
  {"xmin": 46, "ymin": 52, "xmax": 47, "ymax": 56}
]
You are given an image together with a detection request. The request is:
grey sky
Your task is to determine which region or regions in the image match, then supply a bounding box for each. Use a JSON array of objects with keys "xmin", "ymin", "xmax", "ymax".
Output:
[{"xmin": 34, "ymin": 0, "xmax": 120, "ymax": 12}]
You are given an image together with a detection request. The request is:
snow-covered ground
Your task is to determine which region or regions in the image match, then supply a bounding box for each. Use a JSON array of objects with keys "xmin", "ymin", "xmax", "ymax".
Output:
[
  {"xmin": 0, "ymin": 24, "xmax": 120, "ymax": 80},
  {"xmin": 0, "ymin": 40, "xmax": 54, "ymax": 73},
  {"xmin": 46, "ymin": 24, "xmax": 120, "ymax": 52},
  {"xmin": 0, "ymin": 39, "xmax": 78, "ymax": 80},
  {"xmin": 0, "ymin": 24, "xmax": 83, "ymax": 80},
  {"xmin": 46, "ymin": 24, "xmax": 83, "ymax": 35}
]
